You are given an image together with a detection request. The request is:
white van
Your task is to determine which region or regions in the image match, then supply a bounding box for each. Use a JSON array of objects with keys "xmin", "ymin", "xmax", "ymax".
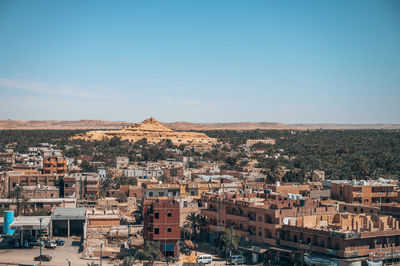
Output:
[{"xmin": 197, "ymin": 254, "xmax": 213, "ymax": 264}]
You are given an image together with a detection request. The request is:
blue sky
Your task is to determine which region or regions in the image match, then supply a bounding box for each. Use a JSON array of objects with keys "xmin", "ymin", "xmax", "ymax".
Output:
[{"xmin": 0, "ymin": 0, "xmax": 399, "ymax": 123}]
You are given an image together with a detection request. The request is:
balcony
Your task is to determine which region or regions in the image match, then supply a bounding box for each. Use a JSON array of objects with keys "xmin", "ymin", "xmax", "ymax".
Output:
[
  {"xmin": 202, "ymin": 209, "xmax": 218, "ymax": 218},
  {"xmin": 280, "ymin": 239, "xmax": 312, "ymax": 251},
  {"xmin": 226, "ymin": 213, "xmax": 249, "ymax": 222},
  {"xmin": 233, "ymin": 228, "xmax": 249, "ymax": 237}
]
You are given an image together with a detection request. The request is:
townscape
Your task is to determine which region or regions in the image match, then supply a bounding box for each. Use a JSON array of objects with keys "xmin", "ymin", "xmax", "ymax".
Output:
[{"xmin": 0, "ymin": 118, "xmax": 399, "ymax": 266}]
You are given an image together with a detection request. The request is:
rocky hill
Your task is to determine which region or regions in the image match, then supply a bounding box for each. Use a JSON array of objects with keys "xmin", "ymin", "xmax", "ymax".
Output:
[{"xmin": 72, "ymin": 118, "xmax": 217, "ymax": 145}]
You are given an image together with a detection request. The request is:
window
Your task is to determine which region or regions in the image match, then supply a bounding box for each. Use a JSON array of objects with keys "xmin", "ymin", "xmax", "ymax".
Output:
[
  {"xmin": 167, "ymin": 227, "xmax": 172, "ymax": 232},
  {"xmin": 155, "ymin": 213, "xmax": 159, "ymax": 219},
  {"xmin": 159, "ymin": 192, "xmax": 164, "ymax": 196},
  {"xmin": 258, "ymin": 231, "xmax": 262, "ymax": 236},
  {"xmin": 343, "ymin": 206, "xmax": 347, "ymax": 211},
  {"xmin": 258, "ymin": 216, "xmax": 262, "ymax": 222},
  {"xmin": 155, "ymin": 228, "xmax": 159, "ymax": 234},
  {"xmin": 167, "ymin": 212, "xmax": 172, "ymax": 217},
  {"xmin": 149, "ymin": 192, "xmax": 153, "ymax": 197},
  {"xmin": 354, "ymin": 207, "xmax": 357, "ymax": 212}
]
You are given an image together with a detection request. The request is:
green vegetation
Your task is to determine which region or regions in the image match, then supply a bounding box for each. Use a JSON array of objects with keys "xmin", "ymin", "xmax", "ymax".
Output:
[
  {"xmin": 1, "ymin": 129, "xmax": 399, "ymax": 183},
  {"xmin": 182, "ymin": 212, "xmax": 208, "ymax": 241},
  {"xmin": 220, "ymin": 228, "xmax": 241, "ymax": 252},
  {"xmin": 203, "ymin": 129, "xmax": 400, "ymax": 181},
  {"xmin": 133, "ymin": 242, "xmax": 162, "ymax": 262}
]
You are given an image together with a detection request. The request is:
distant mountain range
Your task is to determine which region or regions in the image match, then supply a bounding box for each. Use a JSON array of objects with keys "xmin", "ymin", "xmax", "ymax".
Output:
[{"xmin": 0, "ymin": 119, "xmax": 399, "ymax": 130}]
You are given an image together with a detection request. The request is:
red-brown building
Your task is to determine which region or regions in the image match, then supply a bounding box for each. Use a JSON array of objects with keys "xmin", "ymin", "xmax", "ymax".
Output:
[
  {"xmin": 6, "ymin": 168, "xmax": 58, "ymax": 195},
  {"xmin": 331, "ymin": 180, "xmax": 398, "ymax": 205},
  {"xmin": 201, "ymin": 192, "xmax": 337, "ymax": 246},
  {"xmin": 143, "ymin": 199, "xmax": 180, "ymax": 258},
  {"xmin": 43, "ymin": 156, "xmax": 67, "ymax": 177}
]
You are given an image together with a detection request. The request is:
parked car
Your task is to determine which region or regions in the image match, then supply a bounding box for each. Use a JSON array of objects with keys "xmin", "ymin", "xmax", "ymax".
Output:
[
  {"xmin": 29, "ymin": 240, "xmax": 43, "ymax": 246},
  {"xmin": 197, "ymin": 254, "xmax": 213, "ymax": 264},
  {"xmin": 55, "ymin": 239, "xmax": 65, "ymax": 246},
  {"xmin": 45, "ymin": 241, "xmax": 56, "ymax": 249},
  {"xmin": 230, "ymin": 255, "xmax": 246, "ymax": 264},
  {"xmin": 34, "ymin": 254, "xmax": 52, "ymax": 261}
]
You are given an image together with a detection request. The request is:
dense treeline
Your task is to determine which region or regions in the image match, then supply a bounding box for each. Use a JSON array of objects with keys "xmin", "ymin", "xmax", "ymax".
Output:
[
  {"xmin": 1, "ymin": 129, "xmax": 399, "ymax": 181},
  {"xmin": 202, "ymin": 129, "xmax": 400, "ymax": 180},
  {"xmin": 0, "ymin": 130, "xmax": 185, "ymax": 166}
]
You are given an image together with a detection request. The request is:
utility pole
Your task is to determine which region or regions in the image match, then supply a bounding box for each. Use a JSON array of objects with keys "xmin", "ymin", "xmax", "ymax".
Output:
[
  {"xmin": 66, "ymin": 258, "xmax": 71, "ymax": 266},
  {"xmin": 39, "ymin": 217, "xmax": 42, "ymax": 265},
  {"xmin": 100, "ymin": 243, "xmax": 103, "ymax": 266}
]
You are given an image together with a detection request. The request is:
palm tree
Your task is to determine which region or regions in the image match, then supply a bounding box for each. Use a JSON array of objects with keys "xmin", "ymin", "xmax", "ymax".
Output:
[
  {"xmin": 99, "ymin": 177, "xmax": 113, "ymax": 198},
  {"xmin": 185, "ymin": 212, "xmax": 199, "ymax": 240},
  {"xmin": 185, "ymin": 213, "xmax": 208, "ymax": 241},
  {"xmin": 133, "ymin": 201, "xmax": 143, "ymax": 224},
  {"xmin": 197, "ymin": 214, "xmax": 208, "ymax": 240}
]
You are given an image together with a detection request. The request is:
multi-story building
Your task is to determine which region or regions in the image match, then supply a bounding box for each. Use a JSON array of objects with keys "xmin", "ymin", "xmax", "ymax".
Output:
[
  {"xmin": 201, "ymin": 192, "xmax": 337, "ymax": 246},
  {"xmin": 123, "ymin": 165, "xmax": 164, "ymax": 179},
  {"xmin": 143, "ymin": 199, "xmax": 180, "ymax": 257},
  {"xmin": 246, "ymin": 138, "xmax": 275, "ymax": 146},
  {"xmin": 142, "ymin": 182, "xmax": 221, "ymax": 199},
  {"xmin": 330, "ymin": 180, "xmax": 398, "ymax": 205},
  {"xmin": 280, "ymin": 213, "xmax": 400, "ymax": 265},
  {"xmin": 6, "ymin": 168, "xmax": 58, "ymax": 195},
  {"xmin": 116, "ymin": 156, "xmax": 129, "ymax": 169},
  {"xmin": 21, "ymin": 185, "xmax": 59, "ymax": 199},
  {"xmin": 43, "ymin": 156, "xmax": 67, "ymax": 177},
  {"xmin": 64, "ymin": 173, "xmax": 99, "ymax": 200}
]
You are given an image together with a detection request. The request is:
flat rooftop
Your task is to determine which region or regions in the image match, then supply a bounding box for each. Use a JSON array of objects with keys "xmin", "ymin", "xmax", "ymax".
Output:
[
  {"xmin": 10, "ymin": 216, "xmax": 51, "ymax": 230},
  {"xmin": 52, "ymin": 207, "xmax": 86, "ymax": 220}
]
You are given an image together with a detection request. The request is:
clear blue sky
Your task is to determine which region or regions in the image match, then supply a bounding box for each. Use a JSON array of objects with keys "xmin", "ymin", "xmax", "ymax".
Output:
[{"xmin": 0, "ymin": 0, "xmax": 399, "ymax": 123}]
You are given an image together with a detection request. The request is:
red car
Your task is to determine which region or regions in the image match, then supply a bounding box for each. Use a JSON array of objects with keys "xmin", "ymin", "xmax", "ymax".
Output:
[{"xmin": 34, "ymin": 255, "xmax": 53, "ymax": 261}]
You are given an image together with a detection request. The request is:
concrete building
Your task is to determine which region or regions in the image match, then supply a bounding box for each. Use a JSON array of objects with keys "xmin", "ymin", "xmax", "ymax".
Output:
[
  {"xmin": 0, "ymin": 198, "xmax": 76, "ymax": 213},
  {"xmin": 6, "ymin": 168, "xmax": 58, "ymax": 195},
  {"xmin": 64, "ymin": 173, "xmax": 100, "ymax": 200},
  {"xmin": 116, "ymin": 156, "xmax": 129, "ymax": 169},
  {"xmin": 280, "ymin": 213, "xmax": 400, "ymax": 265},
  {"xmin": 201, "ymin": 192, "xmax": 337, "ymax": 246},
  {"xmin": 142, "ymin": 181, "xmax": 221, "ymax": 199},
  {"xmin": 330, "ymin": 180, "xmax": 398, "ymax": 205},
  {"xmin": 51, "ymin": 207, "xmax": 86, "ymax": 237},
  {"xmin": 143, "ymin": 199, "xmax": 180, "ymax": 257},
  {"xmin": 123, "ymin": 165, "xmax": 164, "ymax": 179},
  {"xmin": 246, "ymin": 138, "xmax": 275, "ymax": 146},
  {"xmin": 21, "ymin": 185, "xmax": 59, "ymax": 199},
  {"xmin": 43, "ymin": 156, "xmax": 67, "ymax": 177},
  {"xmin": 10, "ymin": 216, "xmax": 51, "ymax": 246}
]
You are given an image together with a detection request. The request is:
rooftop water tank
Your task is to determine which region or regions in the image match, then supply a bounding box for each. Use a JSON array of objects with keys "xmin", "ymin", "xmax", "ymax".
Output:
[
  {"xmin": 3, "ymin": 211, "xmax": 14, "ymax": 235},
  {"xmin": 276, "ymin": 181, "xmax": 280, "ymax": 187},
  {"xmin": 352, "ymin": 180, "xmax": 357, "ymax": 185}
]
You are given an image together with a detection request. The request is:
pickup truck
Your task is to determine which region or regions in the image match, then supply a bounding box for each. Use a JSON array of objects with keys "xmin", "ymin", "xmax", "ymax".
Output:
[{"xmin": 45, "ymin": 241, "xmax": 56, "ymax": 249}]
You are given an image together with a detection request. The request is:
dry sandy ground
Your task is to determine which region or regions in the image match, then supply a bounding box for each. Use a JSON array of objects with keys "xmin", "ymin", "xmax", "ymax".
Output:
[{"xmin": 0, "ymin": 237, "xmax": 114, "ymax": 266}]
